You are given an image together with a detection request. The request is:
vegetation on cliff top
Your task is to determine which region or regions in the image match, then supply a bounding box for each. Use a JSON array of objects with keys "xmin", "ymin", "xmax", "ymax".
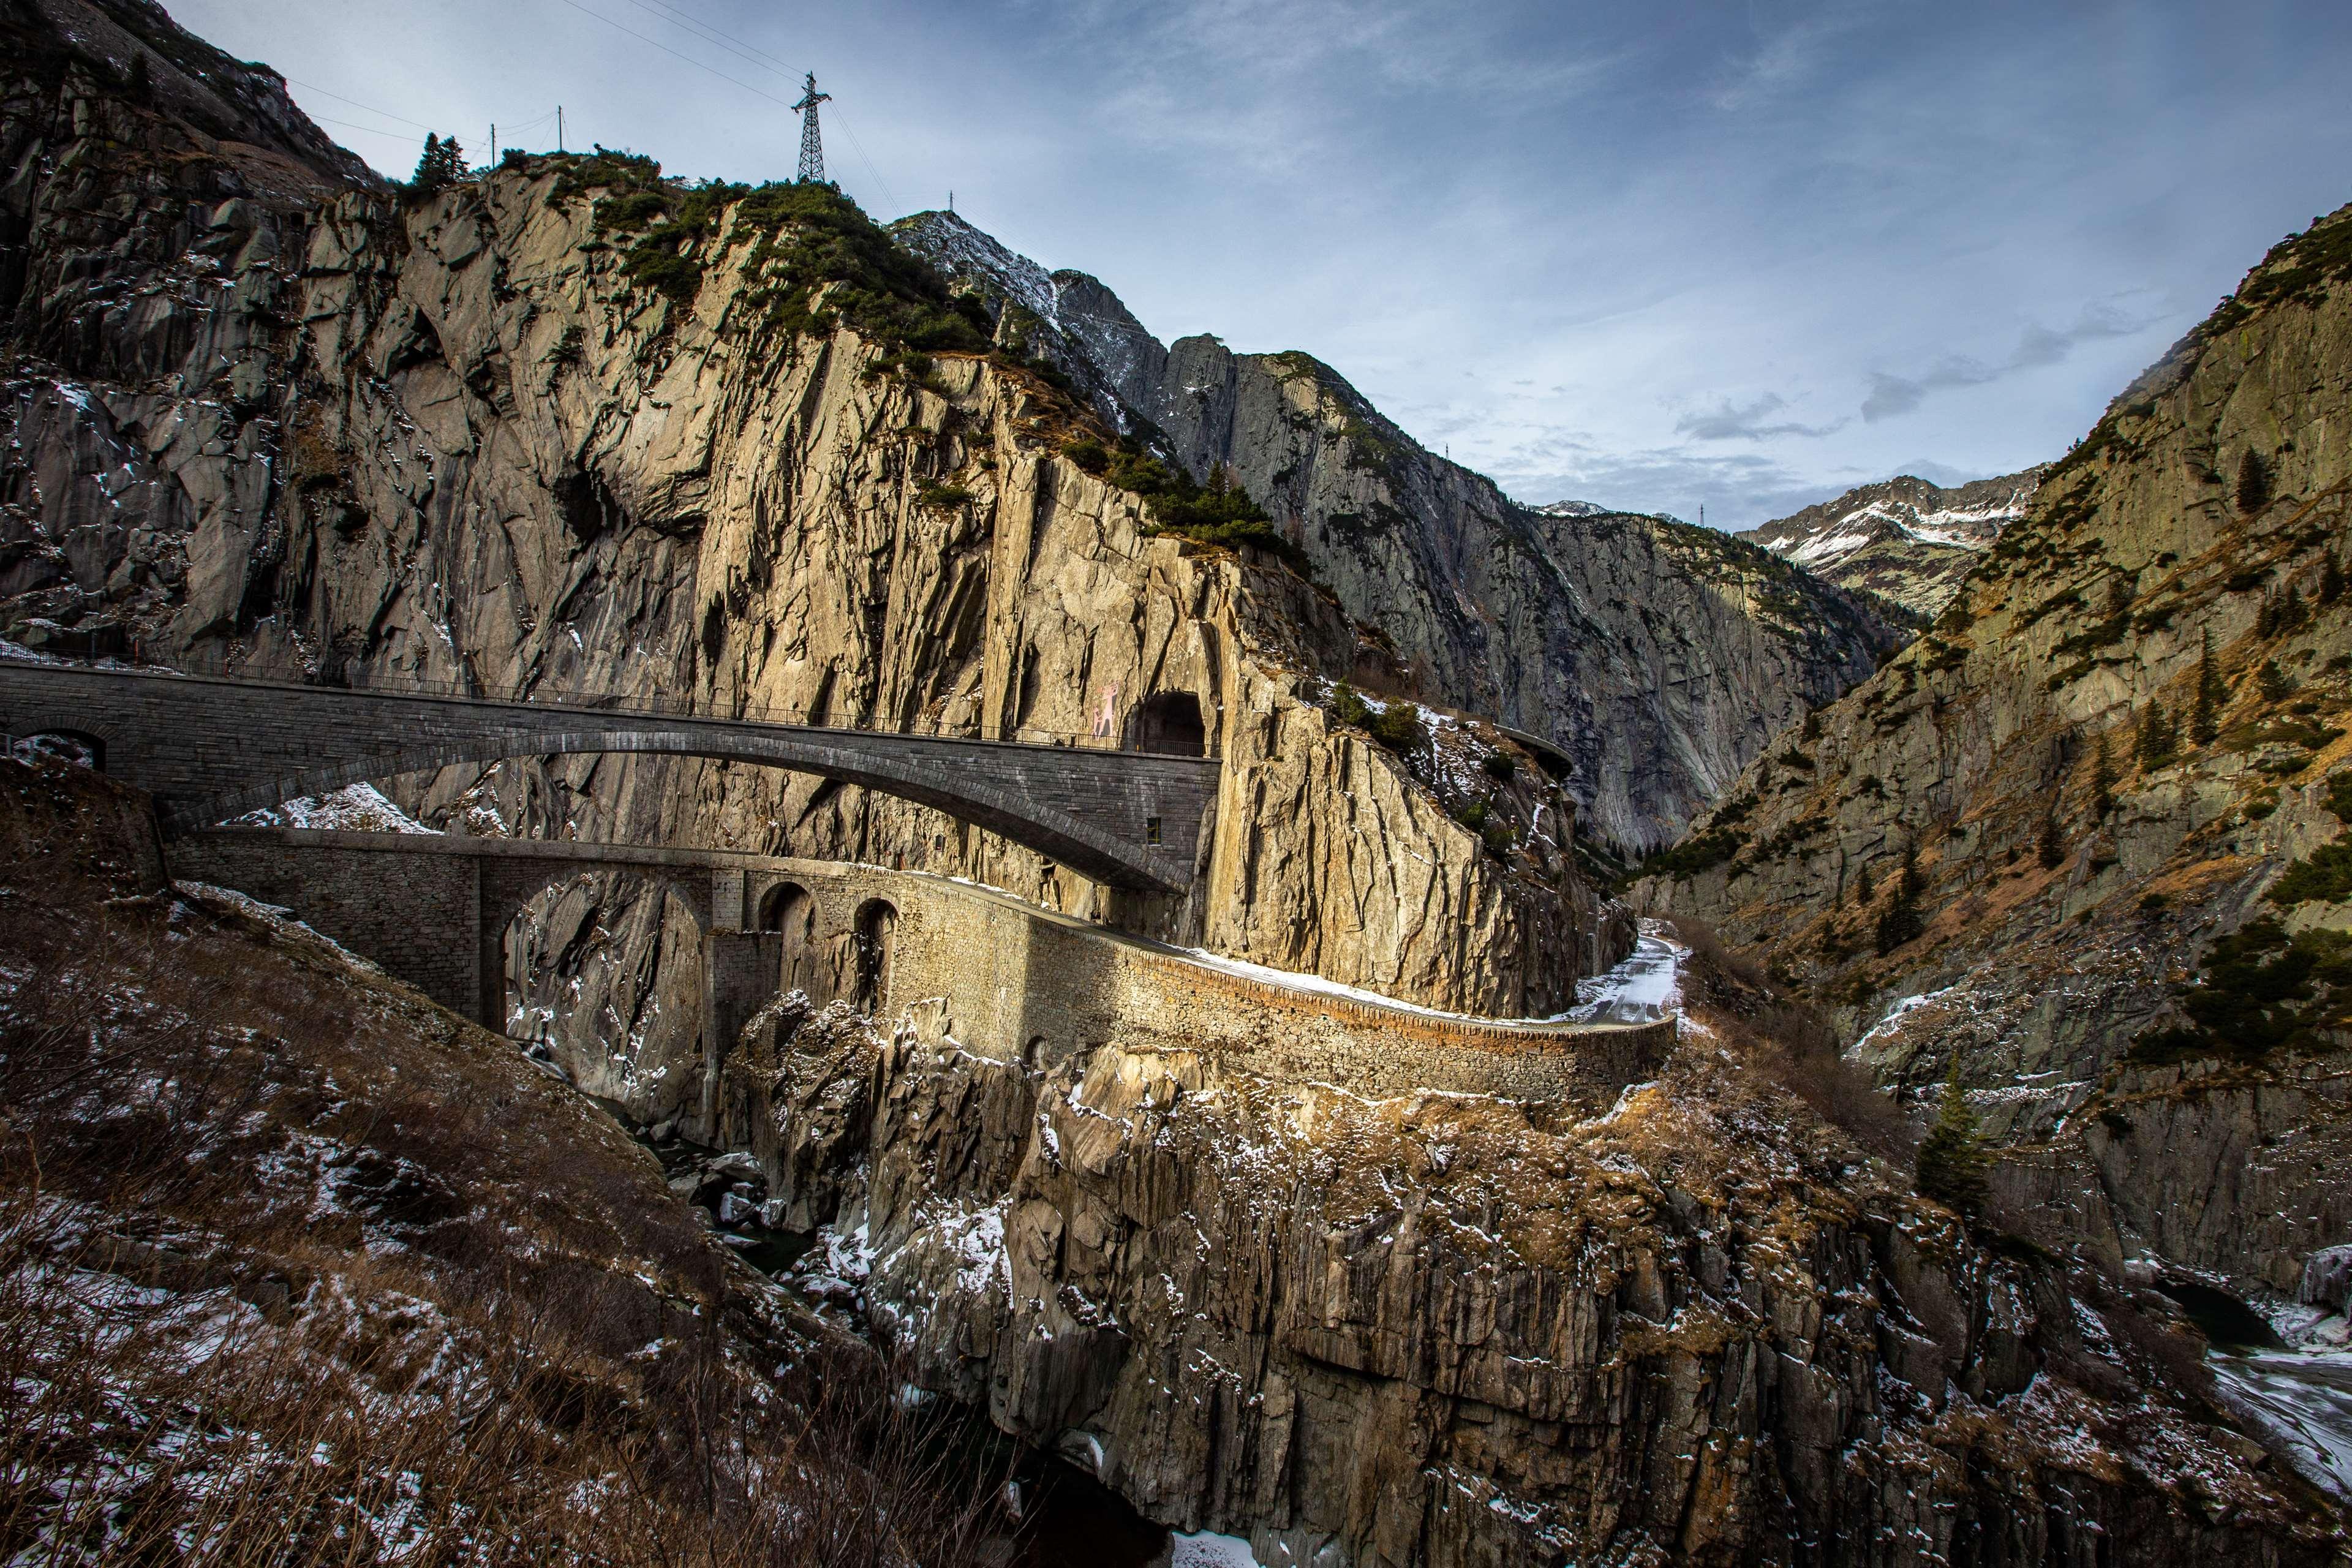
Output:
[
  {"xmin": 544, "ymin": 149, "xmax": 991, "ymax": 352},
  {"xmin": 1096, "ymin": 443, "xmax": 1304, "ymax": 563}
]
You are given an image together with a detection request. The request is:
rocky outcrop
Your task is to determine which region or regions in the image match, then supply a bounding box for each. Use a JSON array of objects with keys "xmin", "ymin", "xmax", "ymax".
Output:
[
  {"xmin": 1740, "ymin": 467, "xmax": 2045, "ymax": 619},
  {"xmin": 0, "ymin": 8, "xmax": 1618, "ymax": 1021},
  {"xmin": 1642, "ymin": 200, "xmax": 2352, "ymax": 1297},
  {"xmin": 730, "ymin": 991, "xmax": 2343, "ymax": 1566},
  {"xmin": 897, "ymin": 211, "xmax": 1905, "ymax": 853}
]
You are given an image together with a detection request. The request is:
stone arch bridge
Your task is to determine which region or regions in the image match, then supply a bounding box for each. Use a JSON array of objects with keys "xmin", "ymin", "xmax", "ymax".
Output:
[
  {"xmin": 0, "ymin": 664, "xmax": 1215, "ymax": 892},
  {"xmin": 165, "ymin": 827, "xmax": 1673, "ymax": 1141}
]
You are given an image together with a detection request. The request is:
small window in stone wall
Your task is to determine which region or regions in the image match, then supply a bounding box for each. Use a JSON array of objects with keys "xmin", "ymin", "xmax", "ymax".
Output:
[{"xmin": 1145, "ymin": 816, "xmax": 1163, "ymax": 846}]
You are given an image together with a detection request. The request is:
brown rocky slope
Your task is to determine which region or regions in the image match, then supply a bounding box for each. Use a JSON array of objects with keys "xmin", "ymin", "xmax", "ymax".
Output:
[
  {"xmin": 1641, "ymin": 199, "xmax": 2352, "ymax": 1300},
  {"xmin": 714, "ymin": 924, "xmax": 2347, "ymax": 1566}
]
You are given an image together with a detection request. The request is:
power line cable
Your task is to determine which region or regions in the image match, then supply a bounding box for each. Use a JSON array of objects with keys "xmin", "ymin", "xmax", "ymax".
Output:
[
  {"xmin": 285, "ymin": 77, "xmax": 439, "ymax": 134},
  {"xmin": 640, "ymin": 0, "xmax": 796, "ymax": 75},
  {"xmin": 543, "ymin": 0, "xmax": 794, "ymax": 107},
  {"xmin": 828, "ymin": 107, "xmax": 901, "ymax": 216},
  {"xmin": 611, "ymin": 0, "xmax": 793, "ymax": 81}
]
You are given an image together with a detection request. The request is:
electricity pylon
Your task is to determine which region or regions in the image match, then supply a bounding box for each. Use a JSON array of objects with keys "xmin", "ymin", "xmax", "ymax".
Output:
[{"xmin": 792, "ymin": 73, "xmax": 831, "ymax": 184}]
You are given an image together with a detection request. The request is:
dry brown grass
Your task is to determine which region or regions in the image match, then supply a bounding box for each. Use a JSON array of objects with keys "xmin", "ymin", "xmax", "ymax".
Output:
[
  {"xmin": 1671, "ymin": 916, "xmax": 1921, "ymax": 1166},
  {"xmin": 0, "ymin": 759, "xmax": 1010, "ymax": 1565}
]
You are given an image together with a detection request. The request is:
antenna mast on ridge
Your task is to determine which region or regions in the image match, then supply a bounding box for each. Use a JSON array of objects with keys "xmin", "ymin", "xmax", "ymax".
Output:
[{"xmin": 792, "ymin": 73, "xmax": 831, "ymax": 184}]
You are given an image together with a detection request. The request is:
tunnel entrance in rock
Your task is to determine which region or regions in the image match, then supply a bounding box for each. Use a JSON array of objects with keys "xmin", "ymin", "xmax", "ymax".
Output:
[
  {"xmin": 10, "ymin": 729, "xmax": 104, "ymax": 771},
  {"xmin": 503, "ymin": 870, "xmax": 705, "ymax": 1129},
  {"xmin": 754, "ymin": 879, "xmax": 822, "ymax": 998},
  {"xmin": 852, "ymin": 897, "xmax": 896, "ymax": 1016},
  {"xmin": 1126, "ymin": 692, "xmax": 1207, "ymax": 757}
]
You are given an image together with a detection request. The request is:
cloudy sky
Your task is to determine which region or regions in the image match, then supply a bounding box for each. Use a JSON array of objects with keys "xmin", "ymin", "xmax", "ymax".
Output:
[{"xmin": 176, "ymin": 0, "xmax": 2352, "ymax": 527}]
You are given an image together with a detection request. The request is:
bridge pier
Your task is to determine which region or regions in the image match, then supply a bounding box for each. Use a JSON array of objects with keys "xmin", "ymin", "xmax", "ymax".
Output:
[{"xmin": 699, "ymin": 929, "xmax": 785, "ymax": 1142}]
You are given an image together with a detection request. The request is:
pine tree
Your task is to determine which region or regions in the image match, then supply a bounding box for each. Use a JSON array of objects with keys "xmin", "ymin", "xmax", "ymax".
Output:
[
  {"xmin": 2037, "ymin": 809, "xmax": 2064, "ymax": 869},
  {"xmin": 2323, "ymin": 552, "xmax": 2345, "ymax": 606},
  {"xmin": 2282, "ymin": 584, "xmax": 2306, "ymax": 635},
  {"xmin": 124, "ymin": 51, "xmax": 151, "ymax": 103},
  {"xmin": 1874, "ymin": 845, "xmax": 1925, "ymax": 956},
  {"xmin": 2090, "ymin": 732, "xmax": 2114, "ymax": 817},
  {"xmin": 1916, "ymin": 1070, "xmax": 1991, "ymax": 1216},
  {"xmin": 2259, "ymin": 658, "xmax": 2295, "ymax": 704},
  {"xmin": 2258, "ymin": 592, "xmax": 2277, "ymax": 640},
  {"xmin": 2192, "ymin": 630, "xmax": 2223, "ymax": 744},
  {"xmin": 2137, "ymin": 699, "xmax": 2177, "ymax": 769},
  {"xmin": 2237, "ymin": 448, "xmax": 2272, "ymax": 515},
  {"xmin": 1801, "ymin": 707, "xmax": 1822, "ymax": 744},
  {"xmin": 1854, "ymin": 860, "xmax": 1875, "ymax": 905},
  {"xmin": 410, "ymin": 132, "xmax": 464, "ymax": 194}
]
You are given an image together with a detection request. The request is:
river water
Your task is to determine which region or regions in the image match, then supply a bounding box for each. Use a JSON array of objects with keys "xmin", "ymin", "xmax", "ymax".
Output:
[
  {"xmin": 1569, "ymin": 920, "xmax": 1686, "ymax": 1024},
  {"xmin": 2209, "ymin": 1347, "xmax": 2352, "ymax": 1499}
]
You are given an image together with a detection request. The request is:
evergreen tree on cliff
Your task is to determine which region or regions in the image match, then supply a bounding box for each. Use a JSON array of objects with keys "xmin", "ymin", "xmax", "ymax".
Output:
[
  {"xmin": 1874, "ymin": 846, "xmax": 1924, "ymax": 955},
  {"xmin": 2238, "ymin": 447, "xmax": 2272, "ymax": 514},
  {"xmin": 1917, "ymin": 1071, "xmax": 1990, "ymax": 1216},
  {"xmin": 2192, "ymin": 630, "xmax": 2224, "ymax": 745},
  {"xmin": 410, "ymin": 133, "xmax": 464, "ymax": 194}
]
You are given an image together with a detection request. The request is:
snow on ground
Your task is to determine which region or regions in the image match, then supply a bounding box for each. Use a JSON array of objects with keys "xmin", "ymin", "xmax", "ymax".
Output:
[
  {"xmin": 175, "ymin": 882, "xmax": 384, "ymax": 973},
  {"xmin": 1568, "ymin": 919, "xmax": 1687, "ymax": 1025},
  {"xmin": 1850, "ymin": 987, "xmax": 1956, "ymax": 1054},
  {"xmin": 1169, "ymin": 1532, "xmax": 1264, "ymax": 1567},
  {"xmin": 1176, "ymin": 943, "xmax": 1572, "ymax": 1026},
  {"xmin": 228, "ymin": 782, "xmax": 439, "ymax": 834}
]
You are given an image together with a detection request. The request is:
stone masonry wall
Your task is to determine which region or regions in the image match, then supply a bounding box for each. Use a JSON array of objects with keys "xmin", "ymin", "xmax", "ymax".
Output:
[{"xmin": 168, "ymin": 829, "xmax": 1670, "ymax": 1111}]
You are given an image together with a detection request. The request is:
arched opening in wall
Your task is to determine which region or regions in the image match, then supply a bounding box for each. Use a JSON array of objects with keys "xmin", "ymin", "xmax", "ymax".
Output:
[
  {"xmin": 754, "ymin": 880, "xmax": 820, "ymax": 998},
  {"xmin": 852, "ymin": 898, "xmax": 897, "ymax": 1016},
  {"xmin": 1125, "ymin": 692, "xmax": 1206, "ymax": 757},
  {"xmin": 10, "ymin": 729, "xmax": 105, "ymax": 771},
  {"xmin": 503, "ymin": 870, "xmax": 704, "ymax": 1130}
]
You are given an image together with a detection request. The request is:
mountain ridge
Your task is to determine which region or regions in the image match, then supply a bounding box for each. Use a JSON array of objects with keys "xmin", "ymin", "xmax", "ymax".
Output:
[{"xmin": 1741, "ymin": 466, "xmax": 2046, "ymax": 617}]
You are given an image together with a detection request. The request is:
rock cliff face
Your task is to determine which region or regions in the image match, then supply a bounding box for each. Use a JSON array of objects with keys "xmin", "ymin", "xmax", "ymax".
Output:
[
  {"xmin": 718, "ymin": 964, "xmax": 2343, "ymax": 1567},
  {"xmin": 1642, "ymin": 202, "xmax": 2352, "ymax": 1298},
  {"xmin": 1740, "ymin": 467, "xmax": 2046, "ymax": 619},
  {"xmin": 897, "ymin": 211, "xmax": 1905, "ymax": 853},
  {"xmin": 0, "ymin": 0, "xmax": 1618, "ymax": 1029}
]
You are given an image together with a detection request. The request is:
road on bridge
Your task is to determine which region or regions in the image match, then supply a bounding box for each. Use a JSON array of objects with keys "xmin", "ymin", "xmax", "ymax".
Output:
[{"xmin": 0, "ymin": 664, "xmax": 1218, "ymax": 893}]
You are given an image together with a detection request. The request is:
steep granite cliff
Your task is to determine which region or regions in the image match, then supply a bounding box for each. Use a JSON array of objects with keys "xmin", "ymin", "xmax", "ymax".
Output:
[
  {"xmin": 1643, "ymin": 202, "xmax": 2352, "ymax": 1299},
  {"xmin": 897, "ymin": 211, "xmax": 1905, "ymax": 853},
  {"xmin": 0, "ymin": 0, "xmax": 1617, "ymax": 1031}
]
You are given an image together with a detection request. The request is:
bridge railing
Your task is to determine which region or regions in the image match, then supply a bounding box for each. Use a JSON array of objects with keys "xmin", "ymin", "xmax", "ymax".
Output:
[{"xmin": 37, "ymin": 649, "xmax": 1215, "ymax": 758}]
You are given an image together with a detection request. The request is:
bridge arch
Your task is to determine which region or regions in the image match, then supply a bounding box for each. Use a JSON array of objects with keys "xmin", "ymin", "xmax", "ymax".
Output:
[
  {"xmin": 0, "ymin": 666, "xmax": 1217, "ymax": 892},
  {"xmin": 753, "ymin": 878, "xmax": 824, "ymax": 997},
  {"xmin": 10, "ymin": 726, "xmax": 108, "ymax": 771},
  {"xmin": 492, "ymin": 865, "xmax": 710, "ymax": 1127},
  {"xmin": 189, "ymin": 726, "xmax": 1186, "ymax": 893}
]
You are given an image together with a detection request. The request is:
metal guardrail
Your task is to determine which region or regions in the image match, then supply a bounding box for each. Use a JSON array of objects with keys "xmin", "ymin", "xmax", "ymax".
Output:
[{"xmin": 22, "ymin": 652, "xmax": 1213, "ymax": 757}]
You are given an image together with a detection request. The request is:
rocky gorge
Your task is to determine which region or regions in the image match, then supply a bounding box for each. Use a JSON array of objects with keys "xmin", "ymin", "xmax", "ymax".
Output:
[{"xmin": 2, "ymin": 0, "xmax": 2350, "ymax": 1561}]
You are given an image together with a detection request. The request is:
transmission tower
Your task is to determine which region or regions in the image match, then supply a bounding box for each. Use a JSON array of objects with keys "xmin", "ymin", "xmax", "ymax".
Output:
[{"xmin": 792, "ymin": 73, "xmax": 831, "ymax": 184}]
